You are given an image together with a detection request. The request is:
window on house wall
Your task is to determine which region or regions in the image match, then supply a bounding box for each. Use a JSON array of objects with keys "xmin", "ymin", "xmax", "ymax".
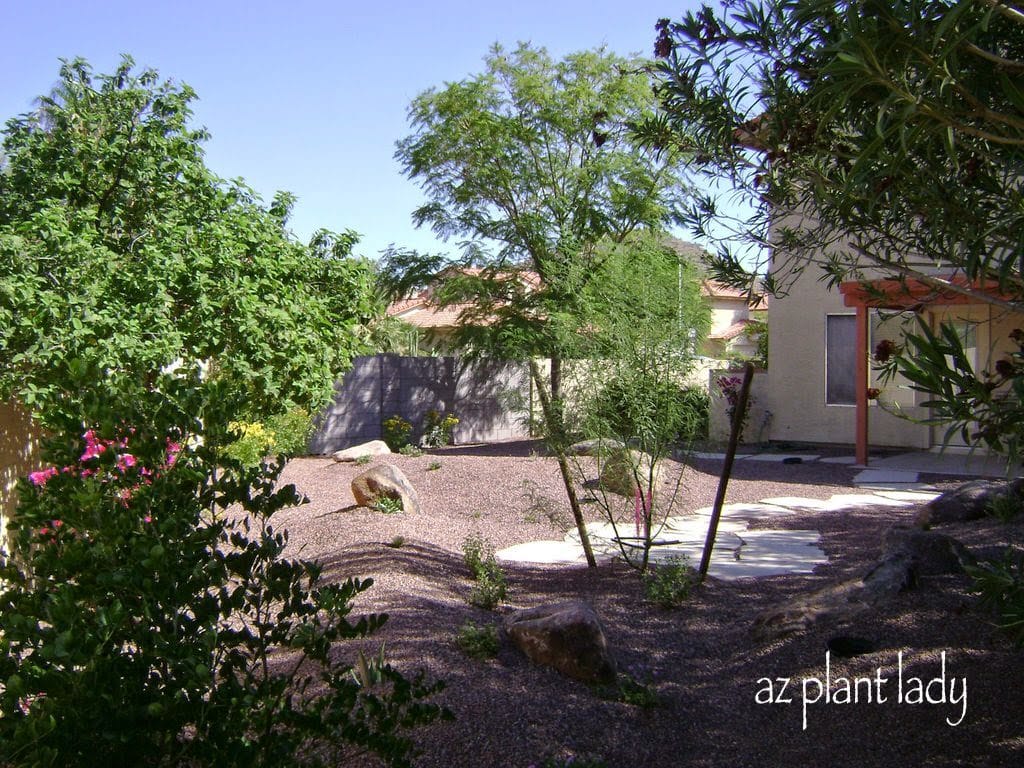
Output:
[{"xmin": 825, "ymin": 314, "xmax": 857, "ymax": 405}]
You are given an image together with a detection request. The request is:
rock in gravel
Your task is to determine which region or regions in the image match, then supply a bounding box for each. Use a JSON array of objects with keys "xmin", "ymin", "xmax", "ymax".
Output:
[
  {"xmin": 918, "ymin": 478, "xmax": 1024, "ymax": 525},
  {"xmin": 597, "ymin": 448, "xmax": 662, "ymax": 497},
  {"xmin": 753, "ymin": 527, "xmax": 975, "ymax": 640},
  {"xmin": 351, "ymin": 464, "xmax": 420, "ymax": 513},
  {"xmin": 333, "ymin": 439, "xmax": 392, "ymax": 462},
  {"xmin": 505, "ymin": 600, "xmax": 617, "ymax": 684},
  {"xmin": 882, "ymin": 526, "xmax": 977, "ymax": 576}
]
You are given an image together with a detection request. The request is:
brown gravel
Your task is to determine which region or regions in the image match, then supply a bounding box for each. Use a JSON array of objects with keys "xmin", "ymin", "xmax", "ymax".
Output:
[{"xmin": 275, "ymin": 441, "xmax": 1024, "ymax": 768}]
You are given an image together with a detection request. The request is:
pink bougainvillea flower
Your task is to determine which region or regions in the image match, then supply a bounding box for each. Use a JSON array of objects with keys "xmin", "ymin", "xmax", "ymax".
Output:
[
  {"xmin": 28, "ymin": 467, "xmax": 58, "ymax": 486},
  {"xmin": 116, "ymin": 453, "xmax": 138, "ymax": 472},
  {"xmin": 143, "ymin": 514, "xmax": 153, "ymax": 524},
  {"xmin": 52, "ymin": 519, "xmax": 63, "ymax": 529}
]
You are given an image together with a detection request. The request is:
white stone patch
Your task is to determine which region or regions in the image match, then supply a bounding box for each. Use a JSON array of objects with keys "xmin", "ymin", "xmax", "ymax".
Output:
[
  {"xmin": 690, "ymin": 502, "xmax": 795, "ymax": 519},
  {"xmin": 760, "ymin": 496, "xmax": 839, "ymax": 512},
  {"xmin": 874, "ymin": 490, "xmax": 942, "ymax": 503},
  {"xmin": 495, "ymin": 540, "xmax": 606, "ymax": 566}
]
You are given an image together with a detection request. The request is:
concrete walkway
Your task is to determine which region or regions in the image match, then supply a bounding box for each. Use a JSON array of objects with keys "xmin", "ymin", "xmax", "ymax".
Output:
[{"xmin": 496, "ymin": 488, "xmax": 940, "ymax": 579}]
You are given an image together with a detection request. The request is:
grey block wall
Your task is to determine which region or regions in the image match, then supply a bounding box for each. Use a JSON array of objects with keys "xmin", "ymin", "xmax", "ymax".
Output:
[{"xmin": 310, "ymin": 355, "xmax": 531, "ymax": 454}]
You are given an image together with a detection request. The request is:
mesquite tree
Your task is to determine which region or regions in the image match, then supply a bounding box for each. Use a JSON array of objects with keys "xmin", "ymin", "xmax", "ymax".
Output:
[{"xmin": 390, "ymin": 44, "xmax": 694, "ymax": 564}]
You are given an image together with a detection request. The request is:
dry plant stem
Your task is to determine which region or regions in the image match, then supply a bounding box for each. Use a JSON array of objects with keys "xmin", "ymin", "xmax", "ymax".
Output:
[
  {"xmin": 699, "ymin": 361, "xmax": 754, "ymax": 580},
  {"xmin": 529, "ymin": 358, "xmax": 597, "ymax": 567}
]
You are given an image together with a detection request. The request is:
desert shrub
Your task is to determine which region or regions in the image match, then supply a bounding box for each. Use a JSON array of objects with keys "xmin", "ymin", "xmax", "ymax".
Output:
[
  {"xmin": 987, "ymin": 493, "xmax": 1023, "ymax": 523},
  {"xmin": 427, "ymin": 461, "xmax": 443, "ymax": 471},
  {"xmin": 590, "ymin": 374, "xmax": 699, "ymax": 449},
  {"xmin": 382, "ymin": 414, "xmax": 413, "ymax": 451},
  {"xmin": 373, "ymin": 495, "xmax": 404, "ymax": 515},
  {"xmin": 642, "ymin": 555, "xmax": 697, "ymax": 608},
  {"xmin": 462, "ymin": 535, "xmax": 507, "ymax": 610},
  {"xmin": 462, "ymin": 533, "xmax": 493, "ymax": 575},
  {"xmin": 968, "ymin": 553, "xmax": 1024, "ymax": 647},
  {"xmin": 0, "ymin": 395, "xmax": 447, "ymax": 767},
  {"xmin": 421, "ymin": 410, "xmax": 459, "ymax": 448},
  {"xmin": 225, "ymin": 407, "xmax": 313, "ymax": 467},
  {"xmin": 399, "ymin": 444, "xmax": 424, "ymax": 457},
  {"xmin": 455, "ymin": 621, "xmax": 500, "ymax": 659}
]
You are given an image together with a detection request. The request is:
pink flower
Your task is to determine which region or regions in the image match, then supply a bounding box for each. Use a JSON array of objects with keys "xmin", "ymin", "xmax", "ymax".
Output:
[
  {"xmin": 143, "ymin": 515, "xmax": 153, "ymax": 524},
  {"xmin": 116, "ymin": 453, "xmax": 138, "ymax": 472},
  {"xmin": 28, "ymin": 467, "xmax": 58, "ymax": 486},
  {"xmin": 52, "ymin": 519, "xmax": 63, "ymax": 529}
]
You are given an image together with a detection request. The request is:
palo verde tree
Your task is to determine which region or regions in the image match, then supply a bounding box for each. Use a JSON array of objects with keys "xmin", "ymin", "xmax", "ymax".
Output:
[
  {"xmin": 646, "ymin": 0, "xmax": 1024, "ymax": 463},
  {"xmin": 390, "ymin": 43, "xmax": 694, "ymax": 565},
  {"xmin": 0, "ymin": 58, "xmax": 446, "ymax": 766},
  {"xmin": 572, "ymin": 233, "xmax": 711, "ymax": 572}
]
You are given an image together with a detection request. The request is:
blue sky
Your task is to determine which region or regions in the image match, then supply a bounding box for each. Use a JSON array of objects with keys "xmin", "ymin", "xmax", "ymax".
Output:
[{"xmin": 1, "ymin": 0, "xmax": 711, "ymax": 261}]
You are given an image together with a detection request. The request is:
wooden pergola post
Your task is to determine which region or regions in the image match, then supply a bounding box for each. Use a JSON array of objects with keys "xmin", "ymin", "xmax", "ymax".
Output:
[{"xmin": 855, "ymin": 304, "xmax": 869, "ymax": 466}]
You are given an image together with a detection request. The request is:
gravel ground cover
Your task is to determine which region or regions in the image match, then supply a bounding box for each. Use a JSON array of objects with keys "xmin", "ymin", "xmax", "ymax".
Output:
[{"xmin": 275, "ymin": 441, "xmax": 1024, "ymax": 768}]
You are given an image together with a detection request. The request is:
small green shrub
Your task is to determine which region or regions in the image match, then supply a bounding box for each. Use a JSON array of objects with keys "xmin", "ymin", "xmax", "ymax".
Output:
[
  {"xmin": 462, "ymin": 534, "xmax": 493, "ymax": 574},
  {"xmin": 427, "ymin": 461, "xmax": 443, "ymax": 471},
  {"xmin": 354, "ymin": 454, "xmax": 373, "ymax": 465},
  {"xmin": 373, "ymin": 495, "xmax": 404, "ymax": 515},
  {"xmin": 642, "ymin": 556, "xmax": 697, "ymax": 608},
  {"xmin": 224, "ymin": 407, "xmax": 313, "ymax": 466},
  {"xmin": 399, "ymin": 444, "xmax": 424, "ymax": 457},
  {"xmin": 616, "ymin": 674, "xmax": 661, "ymax": 709},
  {"xmin": 421, "ymin": 410, "xmax": 459, "ymax": 447},
  {"xmin": 462, "ymin": 535, "xmax": 507, "ymax": 610},
  {"xmin": 987, "ymin": 493, "xmax": 1023, "ymax": 523},
  {"xmin": 968, "ymin": 553, "xmax": 1024, "ymax": 646},
  {"xmin": 455, "ymin": 621, "xmax": 500, "ymax": 659},
  {"xmin": 468, "ymin": 562, "xmax": 508, "ymax": 610},
  {"xmin": 387, "ymin": 535, "xmax": 406, "ymax": 549},
  {"xmin": 382, "ymin": 414, "xmax": 413, "ymax": 451}
]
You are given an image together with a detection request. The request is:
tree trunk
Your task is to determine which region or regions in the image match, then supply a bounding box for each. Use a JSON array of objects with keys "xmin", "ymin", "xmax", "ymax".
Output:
[{"xmin": 530, "ymin": 359, "xmax": 596, "ymax": 567}]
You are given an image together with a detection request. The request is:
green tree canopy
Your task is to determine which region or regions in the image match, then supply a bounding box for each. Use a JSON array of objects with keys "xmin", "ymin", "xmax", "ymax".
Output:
[
  {"xmin": 390, "ymin": 43, "xmax": 700, "ymax": 565},
  {"xmin": 0, "ymin": 56, "xmax": 380, "ymax": 428},
  {"xmin": 389, "ymin": 42, "xmax": 694, "ymax": 358},
  {"xmin": 648, "ymin": 1, "xmax": 1024, "ymax": 461},
  {"xmin": 647, "ymin": 0, "xmax": 1024, "ymax": 299}
]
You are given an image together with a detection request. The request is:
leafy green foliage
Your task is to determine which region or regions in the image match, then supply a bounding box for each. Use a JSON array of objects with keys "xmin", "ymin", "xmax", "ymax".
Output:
[
  {"xmin": 455, "ymin": 621, "xmax": 500, "ymax": 659},
  {"xmin": 969, "ymin": 553, "xmax": 1024, "ymax": 647},
  {"xmin": 0, "ymin": 59, "xmax": 441, "ymax": 766},
  {"xmin": 642, "ymin": 556, "xmax": 698, "ymax": 608},
  {"xmin": 382, "ymin": 415, "xmax": 413, "ymax": 451},
  {"xmin": 224, "ymin": 407, "xmax": 313, "ymax": 467},
  {"xmin": 0, "ymin": 57, "xmax": 380, "ymax": 429},
  {"xmin": 648, "ymin": 1, "xmax": 1024, "ymax": 462},
  {"xmin": 0, "ymin": 391, "xmax": 446, "ymax": 767},
  {"xmin": 373, "ymin": 494, "xmax": 404, "ymax": 515},
  {"xmin": 390, "ymin": 44, "xmax": 698, "ymax": 569},
  {"xmin": 461, "ymin": 535, "xmax": 508, "ymax": 610},
  {"xmin": 420, "ymin": 410, "xmax": 458, "ymax": 448}
]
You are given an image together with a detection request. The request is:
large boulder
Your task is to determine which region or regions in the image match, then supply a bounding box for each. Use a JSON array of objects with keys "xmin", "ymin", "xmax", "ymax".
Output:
[
  {"xmin": 919, "ymin": 478, "xmax": 1024, "ymax": 525},
  {"xmin": 504, "ymin": 600, "xmax": 617, "ymax": 683},
  {"xmin": 351, "ymin": 464, "xmax": 421, "ymax": 514},
  {"xmin": 333, "ymin": 439, "xmax": 392, "ymax": 462},
  {"xmin": 882, "ymin": 526, "xmax": 977, "ymax": 576},
  {"xmin": 597, "ymin": 448, "xmax": 662, "ymax": 498}
]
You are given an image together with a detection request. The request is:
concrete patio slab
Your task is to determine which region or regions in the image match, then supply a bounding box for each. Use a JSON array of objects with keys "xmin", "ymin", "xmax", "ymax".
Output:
[
  {"xmin": 820, "ymin": 456, "xmax": 859, "ymax": 464},
  {"xmin": 740, "ymin": 453, "xmax": 821, "ymax": 463},
  {"xmin": 852, "ymin": 469, "xmax": 920, "ymax": 486}
]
